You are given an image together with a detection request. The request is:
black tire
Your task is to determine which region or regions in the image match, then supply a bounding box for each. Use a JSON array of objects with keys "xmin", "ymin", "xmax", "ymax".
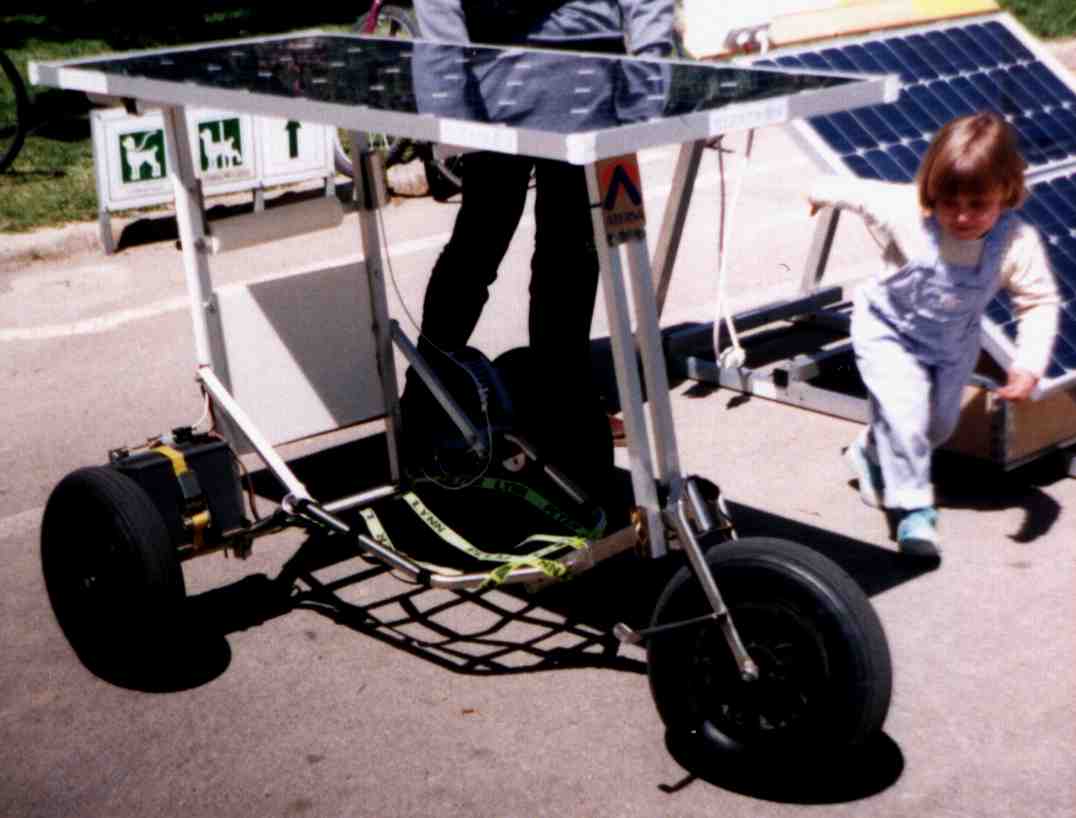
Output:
[
  {"xmin": 41, "ymin": 466, "xmax": 186, "ymax": 675},
  {"xmin": 647, "ymin": 537, "xmax": 891, "ymax": 758},
  {"xmin": 335, "ymin": 4, "xmax": 422, "ymax": 176},
  {"xmin": 0, "ymin": 51, "xmax": 30, "ymax": 172}
]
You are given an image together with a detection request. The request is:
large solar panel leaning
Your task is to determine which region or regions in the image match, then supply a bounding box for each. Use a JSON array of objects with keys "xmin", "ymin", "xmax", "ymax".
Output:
[{"xmin": 759, "ymin": 12, "xmax": 1076, "ymax": 397}]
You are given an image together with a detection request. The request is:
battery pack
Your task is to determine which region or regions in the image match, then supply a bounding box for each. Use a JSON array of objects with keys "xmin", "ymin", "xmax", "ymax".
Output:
[{"xmin": 110, "ymin": 435, "xmax": 246, "ymax": 547}]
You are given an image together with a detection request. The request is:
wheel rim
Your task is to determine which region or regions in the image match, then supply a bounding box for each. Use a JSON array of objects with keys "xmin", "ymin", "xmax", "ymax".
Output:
[{"xmin": 691, "ymin": 602, "xmax": 830, "ymax": 747}]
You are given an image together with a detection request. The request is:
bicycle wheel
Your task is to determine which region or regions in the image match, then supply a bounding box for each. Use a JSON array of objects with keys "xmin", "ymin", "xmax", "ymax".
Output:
[
  {"xmin": 647, "ymin": 537, "xmax": 891, "ymax": 759},
  {"xmin": 335, "ymin": 3, "xmax": 421, "ymax": 176},
  {"xmin": 0, "ymin": 51, "xmax": 30, "ymax": 172}
]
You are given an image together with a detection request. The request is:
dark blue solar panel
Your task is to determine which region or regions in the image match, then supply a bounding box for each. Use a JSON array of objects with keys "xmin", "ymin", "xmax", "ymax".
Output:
[
  {"xmin": 870, "ymin": 102, "xmax": 919, "ymax": 140},
  {"xmin": 923, "ymin": 30, "xmax": 978, "ymax": 74},
  {"xmin": 863, "ymin": 41, "xmax": 915, "ymax": 82},
  {"xmin": 928, "ymin": 79, "xmax": 976, "ymax": 117},
  {"xmin": 1001, "ymin": 173, "xmax": 1076, "ymax": 385},
  {"xmin": 906, "ymin": 84, "xmax": 956, "ymax": 126},
  {"xmin": 842, "ymin": 44, "xmax": 888, "ymax": 74},
  {"xmin": 948, "ymin": 75, "xmax": 996, "ymax": 113},
  {"xmin": 1027, "ymin": 62, "xmax": 1076, "ymax": 105},
  {"xmin": 906, "ymin": 33, "xmax": 959, "ymax": 76},
  {"xmin": 887, "ymin": 37, "xmax": 938, "ymax": 81},
  {"xmin": 850, "ymin": 105, "xmax": 903, "ymax": 143},
  {"xmin": 765, "ymin": 18, "xmax": 1076, "ymax": 386},
  {"xmin": 944, "ymin": 26, "xmax": 1000, "ymax": 69},
  {"xmin": 980, "ymin": 21, "xmax": 1036, "ymax": 62},
  {"xmin": 888, "ymin": 142, "xmax": 923, "ymax": 177},
  {"xmin": 775, "ymin": 17, "xmax": 1076, "ymax": 181},
  {"xmin": 819, "ymin": 47, "xmax": 858, "ymax": 73}
]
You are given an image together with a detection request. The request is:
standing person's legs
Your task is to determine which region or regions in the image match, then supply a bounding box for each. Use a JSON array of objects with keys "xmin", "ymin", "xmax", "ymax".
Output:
[
  {"xmin": 523, "ymin": 158, "xmax": 612, "ymax": 497},
  {"xmin": 400, "ymin": 152, "xmax": 533, "ymax": 465},
  {"xmin": 416, "ymin": 151, "xmax": 533, "ymax": 356}
]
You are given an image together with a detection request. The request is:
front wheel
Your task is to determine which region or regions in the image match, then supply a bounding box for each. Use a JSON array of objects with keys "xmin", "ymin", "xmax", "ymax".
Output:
[{"xmin": 647, "ymin": 537, "xmax": 891, "ymax": 758}]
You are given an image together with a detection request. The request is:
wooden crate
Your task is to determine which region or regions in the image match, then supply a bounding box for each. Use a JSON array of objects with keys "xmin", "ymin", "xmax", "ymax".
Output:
[{"xmin": 945, "ymin": 360, "xmax": 1076, "ymax": 468}]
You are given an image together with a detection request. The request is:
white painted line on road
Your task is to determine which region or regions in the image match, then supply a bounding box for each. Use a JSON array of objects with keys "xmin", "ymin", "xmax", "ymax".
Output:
[{"xmin": 0, "ymin": 231, "xmax": 452, "ymax": 342}]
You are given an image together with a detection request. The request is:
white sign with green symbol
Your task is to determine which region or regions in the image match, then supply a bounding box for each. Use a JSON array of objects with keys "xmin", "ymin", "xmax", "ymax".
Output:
[{"xmin": 91, "ymin": 106, "xmax": 335, "ymax": 252}]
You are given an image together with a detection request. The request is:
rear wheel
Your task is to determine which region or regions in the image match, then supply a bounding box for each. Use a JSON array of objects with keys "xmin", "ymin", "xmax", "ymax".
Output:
[
  {"xmin": 41, "ymin": 466, "xmax": 186, "ymax": 676},
  {"xmin": 647, "ymin": 537, "xmax": 891, "ymax": 758}
]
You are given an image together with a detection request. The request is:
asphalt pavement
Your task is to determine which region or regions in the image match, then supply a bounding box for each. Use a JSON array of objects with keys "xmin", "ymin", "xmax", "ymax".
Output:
[{"xmin": 2, "ymin": 56, "xmax": 1075, "ymax": 818}]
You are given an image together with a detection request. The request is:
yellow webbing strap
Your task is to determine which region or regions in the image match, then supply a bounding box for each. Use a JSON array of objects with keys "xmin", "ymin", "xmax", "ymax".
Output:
[
  {"xmin": 361, "ymin": 490, "xmax": 590, "ymax": 588},
  {"xmin": 152, "ymin": 444, "xmax": 210, "ymax": 550},
  {"xmin": 359, "ymin": 505, "xmax": 464, "ymax": 577}
]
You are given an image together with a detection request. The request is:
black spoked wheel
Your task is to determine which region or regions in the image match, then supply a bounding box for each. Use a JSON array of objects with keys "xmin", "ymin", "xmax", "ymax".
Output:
[
  {"xmin": 647, "ymin": 538, "xmax": 891, "ymax": 759},
  {"xmin": 335, "ymin": 3, "xmax": 421, "ymax": 176},
  {"xmin": 0, "ymin": 51, "xmax": 30, "ymax": 172},
  {"xmin": 41, "ymin": 466, "xmax": 186, "ymax": 677}
]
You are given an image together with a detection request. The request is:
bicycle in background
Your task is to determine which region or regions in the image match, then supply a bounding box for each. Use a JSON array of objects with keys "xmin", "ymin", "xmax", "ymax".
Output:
[
  {"xmin": 336, "ymin": 1, "xmax": 464, "ymax": 200},
  {"xmin": 334, "ymin": 0, "xmax": 420, "ymax": 176},
  {"xmin": 0, "ymin": 50, "xmax": 30, "ymax": 172}
]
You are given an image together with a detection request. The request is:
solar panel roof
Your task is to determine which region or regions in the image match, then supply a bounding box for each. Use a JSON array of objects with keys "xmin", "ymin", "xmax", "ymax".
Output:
[{"xmin": 756, "ymin": 13, "xmax": 1076, "ymax": 394}]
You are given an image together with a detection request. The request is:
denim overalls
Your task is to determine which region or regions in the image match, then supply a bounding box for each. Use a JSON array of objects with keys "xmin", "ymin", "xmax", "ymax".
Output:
[{"xmin": 851, "ymin": 211, "xmax": 1015, "ymax": 510}]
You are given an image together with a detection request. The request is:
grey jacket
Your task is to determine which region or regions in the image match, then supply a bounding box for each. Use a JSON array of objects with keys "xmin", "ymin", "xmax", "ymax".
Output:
[{"xmin": 414, "ymin": 0, "xmax": 676, "ymax": 56}]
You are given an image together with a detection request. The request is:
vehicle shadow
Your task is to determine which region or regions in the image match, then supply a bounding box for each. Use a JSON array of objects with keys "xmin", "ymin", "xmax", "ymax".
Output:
[
  {"xmin": 659, "ymin": 729, "xmax": 904, "ymax": 804},
  {"xmin": 140, "ymin": 429, "xmax": 930, "ymax": 674},
  {"xmin": 101, "ymin": 430, "xmax": 911, "ymax": 801}
]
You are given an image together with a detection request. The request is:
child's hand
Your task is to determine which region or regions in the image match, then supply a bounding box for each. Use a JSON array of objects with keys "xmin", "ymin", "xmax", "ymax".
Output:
[
  {"xmin": 996, "ymin": 368, "xmax": 1038, "ymax": 401},
  {"xmin": 807, "ymin": 196, "xmax": 823, "ymax": 217}
]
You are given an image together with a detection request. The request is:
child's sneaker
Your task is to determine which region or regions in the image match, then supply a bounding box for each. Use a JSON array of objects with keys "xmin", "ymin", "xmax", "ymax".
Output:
[
  {"xmin": 896, "ymin": 507, "xmax": 941, "ymax": 561},
  {"xmin": 843, "ymin": 429, "xmax": 884, "ymax": 508}
]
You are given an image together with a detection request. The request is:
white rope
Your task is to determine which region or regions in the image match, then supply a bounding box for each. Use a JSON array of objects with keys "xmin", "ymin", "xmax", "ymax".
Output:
[
  {"xmin": 711, "ymin": 33, "xmax": 771, "ymax": 371},
  {"xmin": 711, "ymin": 128, "xmax": 754, "ymax": 370}
]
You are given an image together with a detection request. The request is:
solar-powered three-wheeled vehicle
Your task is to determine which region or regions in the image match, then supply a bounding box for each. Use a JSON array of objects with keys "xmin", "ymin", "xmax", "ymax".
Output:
[{"xmin": 31, "ymin": 32, "xmax": 898, "ymax": 759}]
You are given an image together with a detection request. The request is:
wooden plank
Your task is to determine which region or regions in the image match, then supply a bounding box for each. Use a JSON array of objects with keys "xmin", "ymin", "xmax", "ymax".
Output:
[
  {"xmin": 681, "ymin": 0, "xmax": 999, "ymax": 59},
  {"xmin": 770, "ymin": 0, "xmax": 999, "ymax": 49}
]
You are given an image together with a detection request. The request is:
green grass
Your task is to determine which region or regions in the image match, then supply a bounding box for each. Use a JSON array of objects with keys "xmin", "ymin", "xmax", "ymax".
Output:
[
  {"xmin": 1, "ymin": 7, "xmax": 356, "ymax": 234},
  {"xmin": 998, "ymin": 1, "xmax": 1076, "ymax": 40},
  {"xmin": 1, "ymin": 33, "xmax": 112, "ymax": 232},
  {"xmin": 2, "ymin": 3, "xmax": 1076, "ymax": 235}
]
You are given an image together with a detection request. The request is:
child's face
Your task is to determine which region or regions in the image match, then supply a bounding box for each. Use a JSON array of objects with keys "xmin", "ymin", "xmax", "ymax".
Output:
[{"xmin": 934, "ymin": 188, "xmax": 1006, "ymax": 241}]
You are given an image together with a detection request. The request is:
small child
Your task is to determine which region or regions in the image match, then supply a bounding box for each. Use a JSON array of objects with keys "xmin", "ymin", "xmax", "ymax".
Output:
[{"xmin": 808, "ymin": 112, "xmax": 1060, "ymax": 560}]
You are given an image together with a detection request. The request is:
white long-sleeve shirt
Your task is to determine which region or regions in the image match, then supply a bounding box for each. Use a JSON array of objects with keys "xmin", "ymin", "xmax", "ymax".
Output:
[{"xmin": 810, "ymin": 176, "xmax": 1061, "ymax": 375}]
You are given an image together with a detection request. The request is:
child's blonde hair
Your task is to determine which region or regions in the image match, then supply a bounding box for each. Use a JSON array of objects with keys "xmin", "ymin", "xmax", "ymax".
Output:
[{"xmin": 917, "ymin": 112, "xmax": 1027, "ymax": 211}]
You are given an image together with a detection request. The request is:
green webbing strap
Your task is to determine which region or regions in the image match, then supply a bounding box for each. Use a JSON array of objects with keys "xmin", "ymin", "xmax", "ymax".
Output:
[{"xmin": 360, "ymin": 481, "xmax": 602, "ymax": 587}]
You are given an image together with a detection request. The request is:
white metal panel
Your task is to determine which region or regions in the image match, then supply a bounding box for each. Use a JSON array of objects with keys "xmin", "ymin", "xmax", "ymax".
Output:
[{"xmin": 214, "ymin": 259, "xmax": 386, "ymax": 449}]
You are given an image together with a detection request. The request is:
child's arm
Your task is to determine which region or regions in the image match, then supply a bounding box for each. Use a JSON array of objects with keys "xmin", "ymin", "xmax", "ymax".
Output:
[
  {"xmin": 807, "ymin": 175, "xmax": 921, "ymax": 260},
  {"xmin": 997, "ymin": 223, "xmax": 1061, "ymax": 401}
]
